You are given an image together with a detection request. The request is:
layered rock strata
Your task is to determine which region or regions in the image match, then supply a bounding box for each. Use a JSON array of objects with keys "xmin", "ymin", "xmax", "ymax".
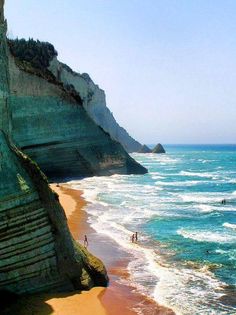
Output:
[
  {"xmin": 0, "ymin": 131, "xmax": 108, "ymax": 293},
  {"xmin": 0, "ymin": 0, "xmax": 108, "ymax": 295},
  {"xmin": 9, "ymin": 53, "xmax": 147, "ymax": 179},
  {"xmin": 48, "ymin": 58, "xmax": 143, "ymax": 153}
]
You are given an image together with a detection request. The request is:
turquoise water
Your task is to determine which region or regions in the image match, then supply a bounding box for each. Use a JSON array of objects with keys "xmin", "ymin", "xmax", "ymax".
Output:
[{"xmin": 69, "ymin": 145, "xmax": 236, "ymax": 315}]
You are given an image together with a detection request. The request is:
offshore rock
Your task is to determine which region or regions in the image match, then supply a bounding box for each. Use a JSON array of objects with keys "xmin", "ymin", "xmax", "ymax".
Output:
[
  {"xmin": 152, "ymin": 143, "xmax": 166, "ymax": 154},
  {"xmin": 0, "ymin": 130, "xmax": 108, "ymax": 293},
  {"xmin": 48, "ymin": 57, "xmax": 143, "ymax": 153},
  {"xmin": 8, "ymin": 53, "xmax": 147, "ymax": 179},
  {"xmin": 138, "ymin": 144, "xmax": 152, "ymax": 153}
]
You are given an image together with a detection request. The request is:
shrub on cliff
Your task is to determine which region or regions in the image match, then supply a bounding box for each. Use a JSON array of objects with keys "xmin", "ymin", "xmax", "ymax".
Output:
[{"xmin": 8, "ymin": 38, "xmax": 58, "ymax": 70}]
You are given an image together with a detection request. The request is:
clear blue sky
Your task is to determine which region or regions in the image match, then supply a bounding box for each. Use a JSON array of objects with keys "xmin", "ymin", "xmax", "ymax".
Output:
[{"xmin": 5, "ymin": 0, "xmax": 236, "ymax": 144}]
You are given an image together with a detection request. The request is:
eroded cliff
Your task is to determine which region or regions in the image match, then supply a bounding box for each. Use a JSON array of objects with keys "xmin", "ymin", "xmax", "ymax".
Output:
[
  {"xmin": 48, "ymin": 58, "xmax": 143, "ymax": 153},
  {"xmin": 0, "ymin": 131, "xmax": 108, "ymax": 293},
  {"xmin": 8, "ymin": 44, "xmax": 147, "ymax": 179},
  {"xmin": 0, "ymin": 0, "xmax": 108, "ymax": 296}
]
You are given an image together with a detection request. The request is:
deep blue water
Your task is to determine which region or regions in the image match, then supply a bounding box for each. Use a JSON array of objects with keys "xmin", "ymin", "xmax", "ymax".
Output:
[{"xmin": 69, "ymin": 145, "xmax": 236, "ymax": 315}]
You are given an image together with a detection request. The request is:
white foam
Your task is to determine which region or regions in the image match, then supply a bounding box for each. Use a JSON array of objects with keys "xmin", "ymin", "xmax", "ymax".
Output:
[
  {"xmin": 65, "ymin": 158, "xmax": 236, "ymax": 315},
  {"xmin": 177, "ymin": 228, "xmax": 236, "ymax": 243},
  {"xmin": 179, "ymin": 171, "xmax": 217, "ymax": 178},
  {"xmin": 155, "ymin": 180, "xmax": 203, "ymax": 187},
  {"xmin": 223, "ymin": 222, "xmax": 236, "ymax": 230},
  {"xmin": 180, "ymin": 193, "xmax": 225, "ymax": 204},
  {"xmin": 197, "ymin": 204, "xmax": 214, "ymax": 213},
  {"xmin": 197, "ymin": 159, "xmax": 214, "ymax": 163}
]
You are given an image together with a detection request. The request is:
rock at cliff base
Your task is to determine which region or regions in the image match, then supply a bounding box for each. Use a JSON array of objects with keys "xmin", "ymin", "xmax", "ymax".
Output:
[
  {"xmin": 152, "ymin": 143, "xmax": 166, "ymax": 154},
  {"xmin": 0, "ymin": 131, "xmax": 108, "ymax": 294},
  {"xmin": 138, "ymin": 144, "xmax": 152, "ymax": 153}
]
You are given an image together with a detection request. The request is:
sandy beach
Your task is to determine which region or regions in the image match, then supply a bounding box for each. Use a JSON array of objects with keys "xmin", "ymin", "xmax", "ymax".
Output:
[
  {"xmin": 3, "ymin": 183, "xmax": 174, "ymax": 315},
  {"xmin": 50, "ymin": 184, "xmax": 175, "ymax": 315}
]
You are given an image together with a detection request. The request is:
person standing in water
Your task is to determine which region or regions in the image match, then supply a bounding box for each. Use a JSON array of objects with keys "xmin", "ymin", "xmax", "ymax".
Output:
[
  {"xmin": 84, "ymin": 235, "xmax": 88, "ymax": 248},
  {"xmin": 135, "ymin": 232, "xmax": 138, "ymax": 243}
]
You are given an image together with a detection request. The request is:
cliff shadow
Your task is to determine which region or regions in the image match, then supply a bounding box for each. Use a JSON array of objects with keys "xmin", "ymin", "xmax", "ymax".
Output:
[
  {"xmin": 1, "ymin": 293, "xmax": 54, "ymax": 315},
  {"xmin": 1, "ymin": 289, "xmax": 107, "ymax": 315}
]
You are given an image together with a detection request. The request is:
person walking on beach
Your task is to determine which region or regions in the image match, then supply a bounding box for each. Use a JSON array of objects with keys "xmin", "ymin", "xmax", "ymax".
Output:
[
  {"xmin": 84, "ymin": 235, "xmax": 88, "ymax": 248},
  {"xmin": 131, "ymin": 234, "xmax": 135, "ymax": 243},
  {"xmin": 135, "ymin": 232, "xmax": 138, "ymax": 243}
]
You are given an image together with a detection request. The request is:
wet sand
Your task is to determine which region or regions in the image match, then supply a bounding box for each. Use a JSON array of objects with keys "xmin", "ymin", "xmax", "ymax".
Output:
[
  {"xmin": 53, "ymin": 184, "xmax": 175, "ymax": 315},
  {"xmin": 2, "ymin": 184, "xmax": 174, "ymax": 315}
]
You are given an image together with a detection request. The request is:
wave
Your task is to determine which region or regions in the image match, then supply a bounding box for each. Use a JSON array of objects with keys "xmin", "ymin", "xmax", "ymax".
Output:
[
  {"xmin": 177, "ymin": 228, "xmax": 236, "ymax": 243},
  {"xmin": 197, "ymin": 159, "xmax": 216, "ymax": 163},
  {"xmin": 223, "ymin": 222, "xmax": 236, "ymax": 230},
  {"xmin": 155, "ymin": 180, "xmax": 203, "ymax": 187},
  {"xmin": 132, "ymin": 153, "xmax": 180, "ymax": 164},
  {"xmin": 85, "ymin": 201, "xmax": 230, "ymax": 315},
  {"xmin": 179, "ymin": 171, "xmax": 218, "ymax": 179},
  {"xmin": 150, "ymin": 173, "xmax": 165, "ymax": 180},
  {"xmin": 66, "ymin": 148, "xmax": 236, "ymax": 314},
  {"xmin": 180, "ymin": 193, "xmax": 222, "ymax": 203},
  {"xmin": 197, "ymin": 204, "xmax": 215, "ymax": 213}
]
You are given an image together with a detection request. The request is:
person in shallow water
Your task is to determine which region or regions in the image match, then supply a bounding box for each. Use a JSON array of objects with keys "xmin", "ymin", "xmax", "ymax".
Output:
[
  {"xmin": 84, "ymin": 235, "xmax": 88, "ymax": 248},
  {"xmin": 221, "ymin": 199, "xmax": 226, "ymax": 205},
  {"xmin": 135, "ymin": 232, "xmax": 138, "ymax": 242}
]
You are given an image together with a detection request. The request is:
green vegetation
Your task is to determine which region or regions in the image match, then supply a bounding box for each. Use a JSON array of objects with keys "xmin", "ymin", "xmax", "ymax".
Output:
[
  {"xmin": 17, "ymin": 173, "xmax": 30, "ymax": 192},
  {"xmin": 8, "ymin": 38, "xmax": 57, "ymax": 70},
  {"xmin": 8, "ymin": 38, "xmax": 83, "ymax": 105}
]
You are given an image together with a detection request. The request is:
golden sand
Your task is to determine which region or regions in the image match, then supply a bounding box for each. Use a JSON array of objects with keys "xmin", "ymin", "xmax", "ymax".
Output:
[
  {"xmin": 3, "ymin": 184, "xmax": 174, "ymax": 315},
  {"xmin": 50, "ymin": 184, "xmax": 175, "ymax": 315}
]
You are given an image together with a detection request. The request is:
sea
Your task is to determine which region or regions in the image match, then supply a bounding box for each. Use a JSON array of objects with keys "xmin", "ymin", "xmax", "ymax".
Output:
[{"xmin": 68, "ymin": 145, "xmax": 236, "ymax": 315}]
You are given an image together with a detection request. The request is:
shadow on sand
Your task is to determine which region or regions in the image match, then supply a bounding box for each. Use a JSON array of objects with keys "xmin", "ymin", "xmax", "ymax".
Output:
[{"xmin": 0, "ymin": 290, "xmax": 93, "ymax": 315}]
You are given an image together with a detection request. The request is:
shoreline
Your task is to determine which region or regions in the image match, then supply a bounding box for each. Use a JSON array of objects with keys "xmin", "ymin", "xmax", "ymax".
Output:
[
  {"xmin": 53, "ymin": 183, "xmax": 175, "ymax": 315},
  {"xmin": 2, "ymin": 183, "xmax": 175, "ymax": 315}
]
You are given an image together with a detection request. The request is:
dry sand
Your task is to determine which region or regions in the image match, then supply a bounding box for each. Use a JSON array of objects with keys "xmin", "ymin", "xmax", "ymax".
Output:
[{"xmin": 45, "ymin": 288, "xmax": 106, "ymax": 315}]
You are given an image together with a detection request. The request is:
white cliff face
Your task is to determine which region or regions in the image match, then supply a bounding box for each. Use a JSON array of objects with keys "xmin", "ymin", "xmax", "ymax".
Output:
[{"xmin": 48, "ymin": 57, "xmax": 142, "ymax": 153}]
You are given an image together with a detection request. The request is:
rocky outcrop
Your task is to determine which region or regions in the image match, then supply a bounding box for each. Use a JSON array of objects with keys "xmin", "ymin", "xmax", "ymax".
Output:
[
  {"xmin": 0, "ymin": 131, "xmax": 108, "ymax": 294},
  {"xmin": 0, "ymin": 0, "xmax": 108, "ymax": 295},
  {"xmin": 138, "ymin": 144, "xmax": 152, "ymax": 153},
  {"xmin": 48, "ymin": 58, "xmax": 143, "ymax": 153},
  {"xmin": 9, "ymin": 50, "xmax": 147, "ymax": 179},
  {"xmin": 152, "ymin": 143, "xmax": 166, "ymax": 154}
]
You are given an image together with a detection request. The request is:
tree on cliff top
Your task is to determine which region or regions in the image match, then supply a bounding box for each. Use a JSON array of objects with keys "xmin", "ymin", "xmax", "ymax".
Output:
[{"xmin": 8, "ymin": 38, "xmax": 58, "ymax": 70}]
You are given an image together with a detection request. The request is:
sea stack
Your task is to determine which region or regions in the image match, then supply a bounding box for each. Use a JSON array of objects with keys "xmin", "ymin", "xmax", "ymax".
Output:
[
  {"xmin": 138, "ymin": 144, "xmax": 152, "ymax": 153},
  {"xmin": 152, "ymin": 143, "xmax": 166, "ymax": 154}
]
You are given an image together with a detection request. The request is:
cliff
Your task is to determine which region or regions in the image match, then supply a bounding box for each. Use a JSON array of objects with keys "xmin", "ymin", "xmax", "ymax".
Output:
[
  {"xmin": 8, "ymin": 41, "xmax": 147, "ymax": 179},
  {"xmin": 0, "ymin": 0, "xmax": 108, "ymax": 296},
  {"xmin": 0, "ymin": 131, "xmax": 108, "ymax": 294},
  {"xmin": 138, "ymin": 144, "xmax": 152, "ymax": 153},
  {"xmin": 48, "ymin": 57, "xmax": 143, "ymax": 153}
]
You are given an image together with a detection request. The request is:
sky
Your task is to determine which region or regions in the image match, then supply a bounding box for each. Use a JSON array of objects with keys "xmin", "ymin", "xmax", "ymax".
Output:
[{"xmin": 5, "ymin": 0, "xmax": 236, "ymax": 144}]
